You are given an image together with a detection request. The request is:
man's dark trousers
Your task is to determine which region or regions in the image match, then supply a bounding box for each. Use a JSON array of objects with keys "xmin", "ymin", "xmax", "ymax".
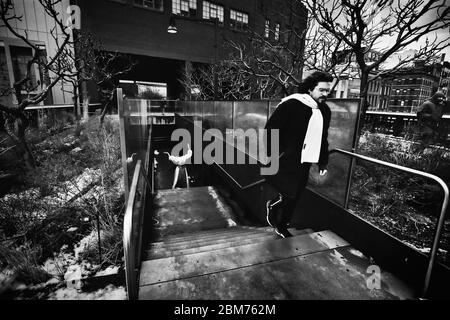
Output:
[{"xmin": 270, "ymin": 162, "xmax": 312, "ymax": 227}]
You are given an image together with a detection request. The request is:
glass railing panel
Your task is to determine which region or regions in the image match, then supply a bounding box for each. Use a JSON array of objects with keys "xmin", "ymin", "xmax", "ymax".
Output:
[
  {"xmin": 233, "ymin": 101, "xmax": 269, "ymax": 162},
  {"xmin": 213, "ymin": 101, "xmax": 233, "ymax": 137},
  {"xmin": 307, "ymin": 99, "xmax": 360, "ymax": 206},
  {"xmin": 268, "ymin": 100, "xmax": 280, "ymax": 117}
]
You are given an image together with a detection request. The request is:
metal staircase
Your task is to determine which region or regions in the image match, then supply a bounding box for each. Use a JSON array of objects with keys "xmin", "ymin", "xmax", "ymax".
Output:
[{"xmin": 137, "ymin": 186, "xmax": 413, "ymax": 300}]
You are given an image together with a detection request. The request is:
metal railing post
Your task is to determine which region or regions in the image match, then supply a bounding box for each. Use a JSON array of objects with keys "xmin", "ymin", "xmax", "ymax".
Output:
[{"xmin": 118, "ymin": 88, "xmax": 130, "ymax": 203}]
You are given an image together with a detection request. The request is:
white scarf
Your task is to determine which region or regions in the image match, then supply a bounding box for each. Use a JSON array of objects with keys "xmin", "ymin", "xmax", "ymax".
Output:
[{"xmin": 280, "ymin": 94, "xmax": 323, "ymax": 163}]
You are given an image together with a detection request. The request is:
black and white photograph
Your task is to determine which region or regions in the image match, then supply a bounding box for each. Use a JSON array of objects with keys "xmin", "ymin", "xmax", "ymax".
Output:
[{"xmin": 0, "ymin": 0, "xmax": 450, "ymax": 309}]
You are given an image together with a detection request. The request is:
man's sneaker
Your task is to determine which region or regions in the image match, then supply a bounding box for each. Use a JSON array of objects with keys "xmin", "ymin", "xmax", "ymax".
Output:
[
  {"xmin": 266, "ymin": 200, "xmax": 276, "ymax": 227},
  {"xmin": 266, "ymin": 196, "xmax": 283, "ymax": 227},
  {"xmin": 274, "ymin": 226, "xmax": 293, "ymax": 238}
]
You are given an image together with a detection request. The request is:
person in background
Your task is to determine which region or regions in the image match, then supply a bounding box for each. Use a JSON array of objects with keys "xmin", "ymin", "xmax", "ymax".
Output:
[{"xmin": 416, "ymin": 91, "xmax": 447, "ymax": 143}]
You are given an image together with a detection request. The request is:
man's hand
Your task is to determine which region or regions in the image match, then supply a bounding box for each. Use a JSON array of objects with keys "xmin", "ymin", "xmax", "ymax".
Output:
[{"xmin": 319, "ymin": 169, "xmax": 327, "ymax": 176}]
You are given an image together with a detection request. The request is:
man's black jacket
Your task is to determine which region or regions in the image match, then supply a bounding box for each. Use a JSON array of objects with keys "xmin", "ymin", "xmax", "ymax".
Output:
[{"xmin": 264, "ymin": 97, "xmax": 331, "ymax": 197}]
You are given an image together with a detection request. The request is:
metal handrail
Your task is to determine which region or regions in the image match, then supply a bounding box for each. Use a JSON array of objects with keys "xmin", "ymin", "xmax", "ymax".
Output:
[
  {"xmin": 212, "ymin": 153, "xmax": 285, "ymax": 190},
  {"xmin": 215, "ymin": 147, "xmax": 448, "ymax": 298},
  {"xmin": 213, "ymin": 162, "xmax": 266, "ymax": 190},
  {"xmin": 330, "ymin": 148, "xmax": 449, "ymax": 299},
  {"xmin": 123, "ymin": 158, "xmax": 153, "ymax": 300},
  {"xmin": 123, "ymin": 160, "xmax": 142, "ymax": 300}
]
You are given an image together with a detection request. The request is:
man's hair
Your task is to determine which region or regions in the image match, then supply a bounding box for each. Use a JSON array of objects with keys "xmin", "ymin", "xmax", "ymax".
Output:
[{"xmin": 298, "ymin": 71, "xmax": 333, "ymax": 93}]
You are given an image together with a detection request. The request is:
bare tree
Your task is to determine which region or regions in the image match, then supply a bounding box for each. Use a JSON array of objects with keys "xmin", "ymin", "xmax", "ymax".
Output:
[
  {"xmin": 181, "ymin": 0, "xmax": 350, "ymax": 100},
  {"xmin": 60, "ymin": 30, "xmax": 135, "ymax": 123},
  {"xmin": 187, "ymin": 0, "xmax": 307, "ymax": 99},
  {"xmin": 180, "ymin": 60, "xmax": 278, "ymax": 100},
  {"xmin": 0, "ymin": 0, "xmax": 135, "ymax": 172},
  {"xmin": 224, "ymin": 30, "xmax": 304, "ymax": 97},
  {"xmin": 303, "ymin": 16, "xmax": 355, "ymax": 92},
  {"xmin": 0, "ymin": 0, "xmax": 76, "ymax": 170},
  {"xmin": 305, "ymin": 0, "xmax": 450, "ymax": 133}
]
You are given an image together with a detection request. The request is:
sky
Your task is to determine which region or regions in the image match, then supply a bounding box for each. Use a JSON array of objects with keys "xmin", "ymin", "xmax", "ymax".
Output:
[
  {"xmin": 369, "ymin": 0, "xmax": 450, "ymax": 64},
  {"xmin": 307, "ymin": 0, "xmax": 450, "ymax": 65}
]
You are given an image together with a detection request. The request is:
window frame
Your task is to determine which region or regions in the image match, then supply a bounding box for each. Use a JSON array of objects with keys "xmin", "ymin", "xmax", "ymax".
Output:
[
  {"xmin": 229, "ymin": 8, "xmax": 249, "ymax": 32},
  {"xmin": 264, "ymin": 19, "xmax": 270, "ymax": 38},
  {"xmin": 0, "ymin": 39, "xmax": 49, "ymax": 105},
  {"xmin": 133, "ymin": 0, "xmax": 164, "ymax": 12},
  {"xmin": 274, "ymin": 22, "xmax": 280, "ymax": 41},
  {"xmin": 172, "ymin": 0, "xmax": 197, "ymax": 17},
  {"xmin": 202, "ymin": 1, "xmax": 224, "ymax": 24}
]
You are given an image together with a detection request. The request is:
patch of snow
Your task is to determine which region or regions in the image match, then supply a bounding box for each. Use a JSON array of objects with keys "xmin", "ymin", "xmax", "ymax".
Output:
[
  {"xmin": 14, "ymin": 283, "xmax": 27, "ymax": 291},
  {"xmin": 74, "ymin": 230, "xmax": 103, "ymax": 261},
  {"xmin": 64, "ymin": 265, "xmax": 82, "ymax": 289},
  {"xmin": 404, "ymin": 241, "xmax": 430, "ymax": 254},
  {"xmin": 0, "ymin": 272, "xmax": 15, "ymax": 294},
  {"xmin": 1, "ymin": 188, "xmax": 40, "ymax": 202},
  {"xmin": 349, "ymin": 248, "xmax": 366, "ymax": 259},
  {"xmin": 95, "ymin": 266, "xmax": 119, "ymax": 277},
  {"xmin": 207, "ymin": 186, "xmax": 237, "ymax": 227},
  {"xmin": 70, "ymin": 147, "xmax": 83, "ymax": 154},
  {"xmin": 48, "ymin": 284, "xmax": 126, "ymax": 300},
  {"xmin": 53, "ymin": 168, "xmax": 101, "ymax": 203},
  {"xmin": 45, "ymin": 278, "xmax": 60, "ymax": 286}
]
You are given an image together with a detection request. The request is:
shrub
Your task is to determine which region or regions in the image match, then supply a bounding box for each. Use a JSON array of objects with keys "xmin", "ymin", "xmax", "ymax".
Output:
[
  {"xmin": 0, "ymin": 241, "xmax": 50, "ymax": 285},
  {"xmin": 350, "ymin": 132, "xmax": 450, "ymax": 263},
  {"xmin": 1, "ymin": 114, "xmax": 125, "ymax": 289}
]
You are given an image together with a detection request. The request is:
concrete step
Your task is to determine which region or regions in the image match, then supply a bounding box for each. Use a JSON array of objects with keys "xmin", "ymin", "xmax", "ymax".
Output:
[
  {"xmin": 150, "ymin": 226, "xmax": 273, "ymax": 246},
  {"xmin": 145, "ymin": 228, "xmax": 314, "ymax": 260},
  {"xmin": 140, "ymin": 245, "xmax": 413, "ymax": 300},
  {"xmin": 145, "ymin": 230, "xmax": 309, "ymax": 260},
  {"xmin": 149, "ymin": 226, "xmax": 300, "ymax": 248},
  {"xmin": 151, "ymin": 227, "xmax": 313, "ymax": 250},
  {"xmin": 139, "ymin": 230, "xmax": 349, "ymax": 288}
]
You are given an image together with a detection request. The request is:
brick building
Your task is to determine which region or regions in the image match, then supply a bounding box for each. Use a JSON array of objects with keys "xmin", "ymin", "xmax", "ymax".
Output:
[
  {"xmin": 379, "ymin": 59, "xmax": 448, "ymax": 113},
  {"xmin": 331, "ymin": 49, "xmax": 383, "ymax": 110},
  {"xmin": 72, "ymin": 0, "xmax": 307, "ymax": 101}
]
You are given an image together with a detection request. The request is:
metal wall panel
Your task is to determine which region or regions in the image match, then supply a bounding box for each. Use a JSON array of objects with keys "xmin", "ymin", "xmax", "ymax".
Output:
[
  {"xmin": 268, "ymin": 100, "xmax": 280, "ymax": 117},
  {"xmin": 180, "ymin": 101, "xmax": 196, "ymax": 118},
  {"xmin": 212, "ymin": 101, "xmax": 233, "ymax": 137},
  {"xmin": 233, "ymin": 101, "xmax": 269, "ymax": 162},
  {"xmin": 307, "ymin": 99, "xmax": 360, "ymax": 206},
  {"xmin": 202, "ymin": 101, "xmax": 215, "ymax": 130},
  {"xmin": 175, "ymin": 99, "xmax": 360, "ymax": 207}
]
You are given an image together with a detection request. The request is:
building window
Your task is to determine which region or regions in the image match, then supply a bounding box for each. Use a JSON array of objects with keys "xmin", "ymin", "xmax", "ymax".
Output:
[
  {"xmin": 172, "ymin": 0, "xmax": 196, "ymax": 17},
  {"xmin": 133, "ymin": 0, "xmax": 163, "ymax": 11},
  {"xmin": 230, "ymin": 9, "xmax": 248, "ymax": 31},
  {"xmin": 203, "ymin": 1, "xmax": 224, "ymax": 23},
  {"xmin": 1, "ymin": 43, "xmax": 52, "ymax": 105},
  {"xmin": 274, "ymin": 23, "xmax": 280, "ymax": 41},
  {"xmin": 264, "ymin": 20, "xmax": 270, "ymax": 38},
  {"xmin": 283, "ymin": 28, "xmax": 292, "ymax": 43}
]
